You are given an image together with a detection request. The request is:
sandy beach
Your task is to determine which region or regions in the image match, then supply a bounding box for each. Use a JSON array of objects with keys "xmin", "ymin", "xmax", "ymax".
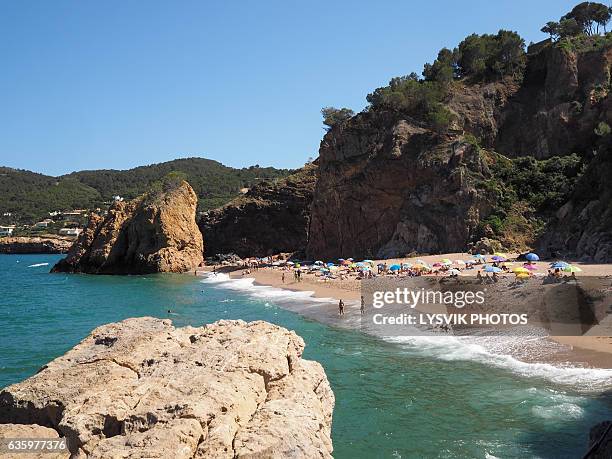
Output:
[{"xmin": 199, "ymin": 251, "xmax": 612, "ymax": 369}]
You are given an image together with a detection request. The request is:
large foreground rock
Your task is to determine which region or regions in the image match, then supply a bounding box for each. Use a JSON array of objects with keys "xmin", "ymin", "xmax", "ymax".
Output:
[
  {"xmin": 0, "ymin": 236, "xmax": 73, "ymax": 254},
  {"xmin": 52, "ymin": 180, "xmax": 203, "ymax": 274},
  {"xmin": 0, "ymin": 317, "xmax": 334, "ymax": 458}
]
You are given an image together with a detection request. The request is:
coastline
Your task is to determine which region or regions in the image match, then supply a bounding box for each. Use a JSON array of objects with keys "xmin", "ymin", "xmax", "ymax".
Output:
[{"xmin": 198, "ymin": 254, "xmax": 612, "ymax": 371}]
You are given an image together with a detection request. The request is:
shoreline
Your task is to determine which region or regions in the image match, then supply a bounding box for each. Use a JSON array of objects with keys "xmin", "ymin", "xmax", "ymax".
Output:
[{"xmin": 198, "ymin": 256, "xmax": 612, "ymax": 371}]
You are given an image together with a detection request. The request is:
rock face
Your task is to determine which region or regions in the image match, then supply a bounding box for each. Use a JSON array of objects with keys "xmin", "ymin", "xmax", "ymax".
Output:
[
  {"xmin": 306, "ymin": 111, "xmax": 499, "ymax": 259},
  {"xmin": 0, "ymin": 317, "xmax": 334, "ymax": 458},
  {"xmin": 0, "ymin": 236, "xmax": 73, "ymax": 254},
  {"xmin": 586, "ymin": 421, "xmax": 612, "ymax": 459},
  {"xmin": 52, "ymin": 181, "xmax": 203, "ymax": 274},
  {"xmin": 199, "ymin": 164, "xmax": 317, "ymax": 258},
  {"xmin": 305, "ymin": 42, "xmax": 612, "ymax": 260}
]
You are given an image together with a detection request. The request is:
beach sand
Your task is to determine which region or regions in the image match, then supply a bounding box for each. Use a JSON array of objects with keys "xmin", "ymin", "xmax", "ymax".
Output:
[{"xmin": 198, "ymin": 252, "xmax": 612, "ymax": 369}]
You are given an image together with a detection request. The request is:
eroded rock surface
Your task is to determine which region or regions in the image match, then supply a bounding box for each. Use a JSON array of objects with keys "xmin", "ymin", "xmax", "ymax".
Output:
[
  {"xmin": 52, "ymin": 181, "xmax": 203, "ymax": 274},
  {"xmin": 0, "ymin": 318, "xmax": 334, "ymax": 458},
  {"xmin": 199, "ymin": 164, "xmax": 317, "ymax": 258},
  {"xmin": 0, "ymin": 236, "xmax": 73, "ymax": 254}
]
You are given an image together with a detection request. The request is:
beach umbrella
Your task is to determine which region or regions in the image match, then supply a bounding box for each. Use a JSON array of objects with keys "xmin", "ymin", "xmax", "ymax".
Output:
[
  {"xmin": 550, "ymin": 261, "xmax": 569, "ymax": 268},
  {"xmin": 286, "ymin": 261, "xmax": 295, "ymax": 265},
  {"xmin": 433, "ymin": 262, "xmax": 443, "ymax": 267},
  {"xmin": 356, "ymin": 262, "xmax": 366, "ymax": 267},
  {"xmin": 402, "ymin": 262, "xmax": 412, "ymax": 268},
  {"xmin": 491, "ymin": 255, "xmax": 506, "ymax": 262},
  {"xmin": 417, "ymin": 259, "xmax": 427, "ymax": 265},
  {"xmin": 447, "ymin": 268, "xmax": 461, "ymax": 276},
  {"xmin": 484, "ymin": 265, "xmax": 502, "ymax": 273},
  {"xmin": 349, "ymin": 263, "xmax": 357, "ymax": 268},
  {"xmin": 465, "ymin": 260, "xmax": 475, "ymax": 264},
  {"xmin": 326, "ymin": 262, "xmax": 335, "ymax": 267},
  {"xmin": 501, "ymin": 261, "xmax": 514, "ymax": 267},
  {"xmin": 389, "ymin": 264, "xmax": 401, "ymax": 271},
  {"xmin": 516, "ymin": 273, "xmax": 530, "ymax": 279},
  {"xmin": 493, "ymin": 252, "xmax": 508, "ymax": 258},
  {"xmin": 513, "ymin": 267, "xmax": 529, "ymax": 274},
  {"xmin": 563, "ymin": 265, "xmax": 582, "ymax": 273},
  {"xmin": 347, "ymin": 258, "xmax": 354, "ymax": 261},
  {"xmin": 455, "ymin": 259, "xmax": 466, "ymax": 265},
  {"xmin": 473, "ymin": 254, "xmax": 485, "ymax": 259},
  {"xmin": 363, "ymin": 259, "xmax": 374, "ymax": 264},
  {"xmin": 523, "ymin": 263, "xmax": 537, "ymax": 271},
  {"xmin": 441, "ymin": 258, "xmax": 452, "ymax": 264},
  {"xmin": 314, "ymin": 260, "xmax": 323, "ymax": 265},
  {"xmin": 525, "ymin": 253, "xmax": 539, "ymax": 262},
  {"xmin": 295, "ymin": 263, "xmax": 301, "ymax": 268}
]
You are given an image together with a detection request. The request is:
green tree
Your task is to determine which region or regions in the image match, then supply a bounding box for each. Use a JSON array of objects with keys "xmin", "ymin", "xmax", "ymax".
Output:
[
  {"xmin": 321, "ymin": 107, "xmax": 354, "ymax": 129},
  {"xmin": 541, "ymin": 21, "xmax": 560, "ymax": 40},
  {"xmin": 423, "ymin": 48, "xmax": 456, "ymax": 84}
]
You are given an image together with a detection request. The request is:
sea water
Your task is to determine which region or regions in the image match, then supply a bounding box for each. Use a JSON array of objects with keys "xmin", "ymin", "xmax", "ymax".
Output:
[{"xmin": 0, "ymin": 255, "xmax": 611, "ymax": 458}]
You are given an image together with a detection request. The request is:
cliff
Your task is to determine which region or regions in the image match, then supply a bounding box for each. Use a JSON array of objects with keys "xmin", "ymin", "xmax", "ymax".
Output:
[
  {"xmin": 51, "ymin": 180, "xmax": 203, "ymax": 274},
  {"xmin": 0, "ymin": 236, "xmax": 73, "ymax": 254},
  {"xmin": 0, "ymin": 317, "xmax": 334, "ymax": 458},
  {"xmin": 305, "ymin": 39, "xmax": 612, "ymax": 260},
  {"xmin": 199, "ymin": 163, "xmax": 317, "ymax": 258}
]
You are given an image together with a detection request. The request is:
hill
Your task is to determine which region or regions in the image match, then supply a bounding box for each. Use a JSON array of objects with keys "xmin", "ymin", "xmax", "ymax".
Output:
[{"xmin": 0, "ymin": 158, "xmax": 293, "ymax": 224}]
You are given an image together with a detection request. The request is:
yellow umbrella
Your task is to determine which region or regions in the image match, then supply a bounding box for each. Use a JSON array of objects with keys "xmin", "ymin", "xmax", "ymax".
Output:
[
  {"xmin": 441, "ymin": 258, "xmax": 452, "ymax": 264},
  {"xmin": 512, "ymin": 267, "xmax": 529, "ymax": 274},
  {"xmin": 494, "ymin": 252, "xmax": 508, "ymax": 258},
  {"xmin": 502, "ymin": 262, "xmax": 514, "ymax": 267},
  {"xmin": 563, "ymin": 265, "xmax": 582, "ymax": 273},
  {"xmin": 516, "ymin": 273, "xmax": 530, "ymax": 279}
]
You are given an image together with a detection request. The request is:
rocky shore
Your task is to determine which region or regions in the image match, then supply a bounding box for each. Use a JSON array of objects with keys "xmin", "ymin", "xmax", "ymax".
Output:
[
  {"xmin": 0, "ymin": 236, "xmax": 73, "ymax": 254},
  {"xmin": 0, "ymin": 317, "xmax": 334, "ymax": 458},
  {"xmin": 52, "ymin": 180, "xmax": 203, "ymax": 274}
]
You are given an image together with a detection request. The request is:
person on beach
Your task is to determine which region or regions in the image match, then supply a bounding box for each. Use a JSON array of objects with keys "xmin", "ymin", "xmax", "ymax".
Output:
[
  {"xmin": 282, "ymin": 272, "xmax": 285, "ymax": 283},
  {"xmin": 360, "ymin": 296, "xmax": 365, "ymax": 315},
  {"xmin": 477, "ymin": 270, "xmax": 483, "ymax": 284},
  {"xmin": 338, "ymin": 299, "xmax": 344, "ymax": 316}
]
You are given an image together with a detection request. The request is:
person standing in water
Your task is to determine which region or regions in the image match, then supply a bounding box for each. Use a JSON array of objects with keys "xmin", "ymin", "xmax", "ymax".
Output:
[{"xmin": 338, "ymin": 299, "xmax": 344, "ymax": 316}]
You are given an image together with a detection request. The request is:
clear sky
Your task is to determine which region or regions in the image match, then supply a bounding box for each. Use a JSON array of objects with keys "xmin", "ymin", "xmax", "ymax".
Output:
[{"xmin": 0, "ymin": 0, "xmax": 579, "ymax": 176}]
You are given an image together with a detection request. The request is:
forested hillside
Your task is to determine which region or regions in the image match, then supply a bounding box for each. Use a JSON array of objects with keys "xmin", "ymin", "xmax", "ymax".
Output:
[{"xmin": 0, "ymin": 158, "xmax": 292, "ymax": 224}]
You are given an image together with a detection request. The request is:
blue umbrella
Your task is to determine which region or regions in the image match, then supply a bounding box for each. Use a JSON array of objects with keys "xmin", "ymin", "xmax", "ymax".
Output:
[
  {"xmin": 491, "ymin": 255, "xmax": 506, "ymax": 262},
  {"xmin": 484, "ymin": 265, "xmax": 502, "ymax": 273},
  {"xmin": 525, "ymin": 253, "xmax": 539, "ymax": 262},
  {"xmin": 326, "ymin": 262, "xmax": 335, "ymax": 267},
  {"xmin": 389, "ymin": 264, "xmax": 401, "ymax": 271},
  {"xmin": 550, "ymin": 261, "xmax": 569, "ymax": 268},
  {"xmin": 473, "ymin": 254, "xmax": 485, "ymax": 259}
]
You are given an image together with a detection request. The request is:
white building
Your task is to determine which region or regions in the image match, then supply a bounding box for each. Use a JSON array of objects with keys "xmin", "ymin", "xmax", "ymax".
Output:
[
  {"xmin": 58, "ymin": 228, "xmax": 82, "ymax": 237},
  {"xmin": 35, "ymin": 219, "xmax": 53, "ymax": 228},
  {"xmin": 0, "ymin": 226, "xmax": 15, "ymax": 236}
]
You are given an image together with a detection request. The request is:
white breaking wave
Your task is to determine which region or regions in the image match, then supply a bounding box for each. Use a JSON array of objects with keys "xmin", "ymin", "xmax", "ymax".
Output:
[
  {"xmin": 201, "ymin": 272, "xmax": 336, "ymax": 304},
  {"xmin": 385, "ymin": 334, "xmax": 612, "ymax": 392},
  {"xmin": 27, "ymin": 262, "xmax": 49, "ymax": 268},
  {"xmin": 202, "ymin": 273, "xmax": 612, "ymax": 391}
]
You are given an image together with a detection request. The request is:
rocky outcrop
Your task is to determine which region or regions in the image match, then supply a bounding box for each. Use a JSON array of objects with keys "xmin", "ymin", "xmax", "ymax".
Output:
[
  {"xmin": 0, "ymin": 236, "xmax": 73, "ymax": 254},
  {"xmin": 306, "ymin": 109, "xmax": 499, "ymax": 259},
  {"xmin": 496, "ymin": 44, "xmax": 612, "ymax": 160},
  {"xmin": 0, "ymin": 317, "xmax": 334, "ymax": 458},
  {"xmin": 585, "ymin": 421, "xmax": 612, "ymax": 459},
  {"xmin": 199, "ymin": 164, "xmax": 317, "ymax": 258},
  {"xmin": 52, "ymin": 181, "xmax": 203, "ymax": 274}
]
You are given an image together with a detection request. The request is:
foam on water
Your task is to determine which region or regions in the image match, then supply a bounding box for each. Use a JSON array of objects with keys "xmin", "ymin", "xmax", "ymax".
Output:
[
  {"xmin": 202, "ymin": 273, "xmax": 612, "ymax": 392},
  {"xmin": 386, "ymin": 334, "xmax": 612, "ymax": 391},
  {"xmin": 201, "ymin": 272, "xmax": 336, "ymax": 304}
]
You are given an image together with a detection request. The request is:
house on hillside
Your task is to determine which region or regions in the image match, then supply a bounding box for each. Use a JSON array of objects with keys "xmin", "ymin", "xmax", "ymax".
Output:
[
  {"xmin": 0, "ymin": 226, "xmax": 15, "ymax": 236},
  {"xmin": 58, "ymin": 228, "xmax": 82, "ymax": 237},
  {"xmin": 34, "ymin": 219, "xmax": 54, "ymax": 228}
]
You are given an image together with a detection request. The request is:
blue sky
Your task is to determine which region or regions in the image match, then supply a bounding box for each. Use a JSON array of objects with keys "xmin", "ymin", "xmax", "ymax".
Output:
[{"xmin": 0, "ymin": 0, "xmax": 579, "ymax": 175}]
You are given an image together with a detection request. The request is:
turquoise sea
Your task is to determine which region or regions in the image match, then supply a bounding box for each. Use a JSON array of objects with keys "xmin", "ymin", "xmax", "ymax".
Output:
[{"xmin": 1, "ymin": 254, "xmax": 611, "ymax": 458}]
